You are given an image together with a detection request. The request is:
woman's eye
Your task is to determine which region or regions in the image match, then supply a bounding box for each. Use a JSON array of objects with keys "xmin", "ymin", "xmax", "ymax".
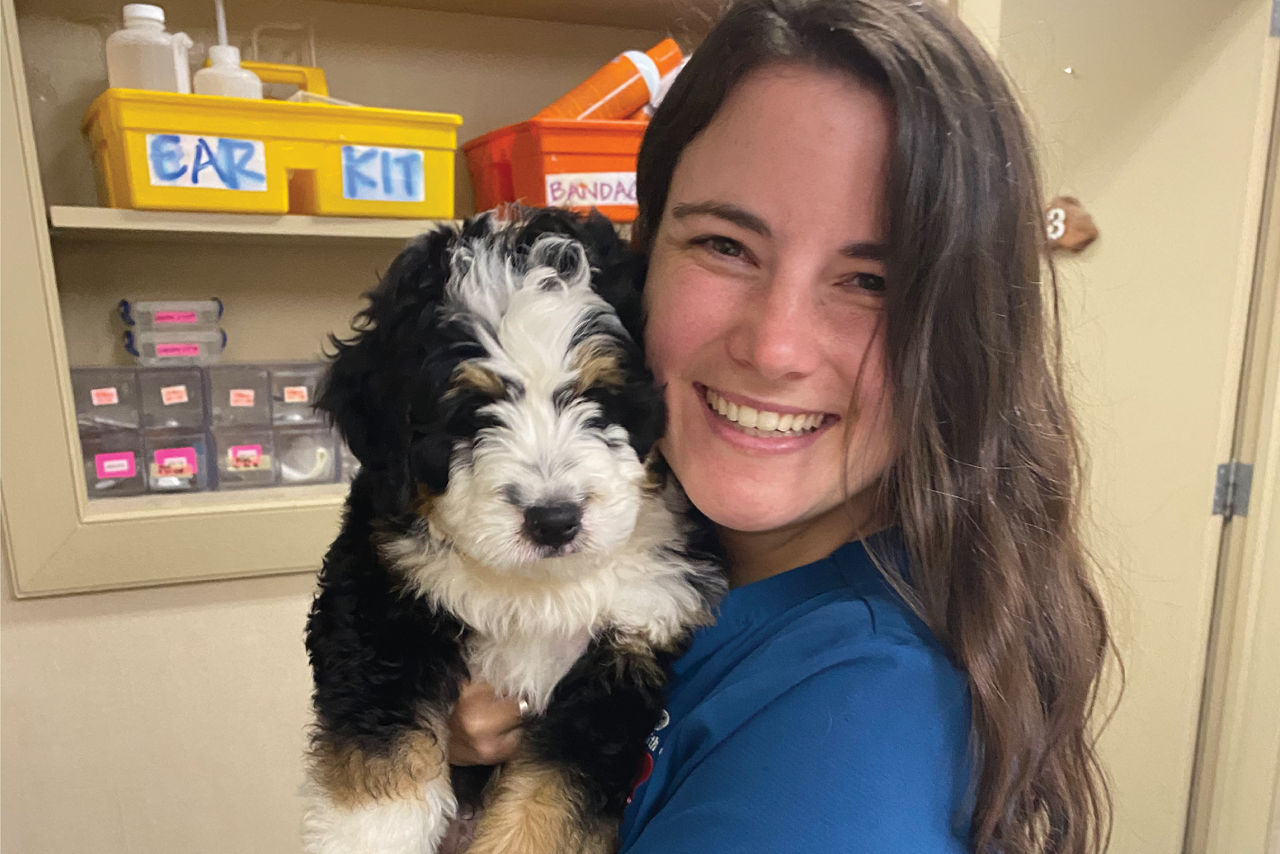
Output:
[
  {"xmin": 841, "ymin": 272, "xmax": 886, "ymax": 293},
  {"xmin": 693, "ymin": 235, "xmax": 746, "ymax": 259}
]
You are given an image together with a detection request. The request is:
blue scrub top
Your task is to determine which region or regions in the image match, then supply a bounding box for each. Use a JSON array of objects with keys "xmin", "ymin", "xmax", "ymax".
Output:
[{"xmin": 619, "ymin": 533, "xmax": 975, "ymax": 852}]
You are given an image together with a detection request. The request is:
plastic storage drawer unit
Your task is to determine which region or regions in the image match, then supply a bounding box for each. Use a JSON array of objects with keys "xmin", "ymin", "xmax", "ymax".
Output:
[
  {"xmin": 139, "ymin": 367, "xmax": 206, "ymax": 429},
  {"xmin": 119, "ymin": 298, "xmax": 223, "ymax": 332},
  {"xmin": 72, "ymin": 367, "xmax": 141, "ymax": 431},
  {"xmin": 207, "ymin": 365, "xmax": 271, "ymax": 426}
]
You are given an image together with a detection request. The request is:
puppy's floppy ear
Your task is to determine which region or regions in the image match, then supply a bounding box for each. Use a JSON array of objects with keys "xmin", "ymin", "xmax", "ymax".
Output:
[{"xmin": 318, "ymin": 225, "xmax": 459, "ymax": 472}]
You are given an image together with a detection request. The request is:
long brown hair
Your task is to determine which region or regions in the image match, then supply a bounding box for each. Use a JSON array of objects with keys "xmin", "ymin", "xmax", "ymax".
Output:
[{"xmin": 635, "ymin": 1, "xmax": 1116, "ymax": 851}]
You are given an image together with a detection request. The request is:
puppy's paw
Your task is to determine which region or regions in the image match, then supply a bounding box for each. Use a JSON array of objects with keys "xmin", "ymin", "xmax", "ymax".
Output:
[{"xmin": 303, "ymin": 776, "xmax": 457, "ymax": 854}]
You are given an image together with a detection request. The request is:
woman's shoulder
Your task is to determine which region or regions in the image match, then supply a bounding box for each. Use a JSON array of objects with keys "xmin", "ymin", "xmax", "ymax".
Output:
[{"xmin": 716, "ymin": 534, "xmax": 962, "ymax": 688}]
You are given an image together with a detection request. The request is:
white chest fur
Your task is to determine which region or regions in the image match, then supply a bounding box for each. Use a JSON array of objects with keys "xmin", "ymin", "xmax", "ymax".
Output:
[
  {"xmin": 381, "ymin": 486, "xmax": 721, "ymax": 713},
  {"xmin": 465, "ymin": 629, "xmax": 591, "ymax": 715}
]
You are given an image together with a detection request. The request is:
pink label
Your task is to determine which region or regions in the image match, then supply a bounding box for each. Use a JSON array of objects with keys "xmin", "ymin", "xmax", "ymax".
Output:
[
  {"xmin": 161, "ymin": 385, "xmax": 189, "ymax": 405},
  {"xmin": 283, "ymin": 386, "xmax": 309, "ymax": 404},
  {"xmin": 153, "ymin": 446, "xmax": 198, "ymax": 477},
  {"xmin": 155, "ymin": 343, "xmax": 201, "ymax": 357},
  {"xmin": 95, "ymin": 451, "xmax": 137, "ymax": 479},
  {"xmin": 229, "ymin": 444, "xmax": 263, "ymax": 469},
  {"xmin": 154, "ymin": 310, "xmax": 199, "ymax": 325},
  {"xmin": 229, "ymin": 389, "xmax": 256, "ymax": 407},
  {"xmin": 90, "ymin": 387, "xmax": 120, "ymax": 406}
]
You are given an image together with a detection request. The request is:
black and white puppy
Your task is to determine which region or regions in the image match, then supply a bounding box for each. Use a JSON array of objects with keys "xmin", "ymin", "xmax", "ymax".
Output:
[{"xmin": 303, "ymin": 208, "xmax": 724, "ymax": 854}]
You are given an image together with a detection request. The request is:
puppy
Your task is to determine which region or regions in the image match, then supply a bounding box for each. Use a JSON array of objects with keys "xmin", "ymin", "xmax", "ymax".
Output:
[{"xmin": 303, "ymin": 208, "xmax": 724, "ymax": 854}]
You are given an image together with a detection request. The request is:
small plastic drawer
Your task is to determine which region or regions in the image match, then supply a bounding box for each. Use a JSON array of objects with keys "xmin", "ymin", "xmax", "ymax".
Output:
[
  {"xmin": 81, "ymin": 430, "xmax": 147, "ymax": 498},
  {"xmin": 125, "ymin": 329, "xmax": 226, "ymax": 366},
  {"xmin": 143, "ymin": 430, "xmax": 211, "ymax": 493},
  {"xmin": 212, "ymin": 427, "xmax": 277, "ymax": 489},
  {"xmin": 270, "ymin": 363, "xmax": 327, "ymax": 425},
  {"xmin": 71, "ymin": 367, "xmax": 140, "ymax": 431},
  {"xmin": 119, "ymin": 298, "xmax": 223, "ymax": 332},
  {"xmin": 207, "ymin": 365, "xmax": 272, "ymax": 426},
  {"xmin": 276, "ymin": 426, "xmax": 337, "ymax": 485},
  {"xmin": 139, "ymin": 367, "xmax": 206, "ymax": 429}
]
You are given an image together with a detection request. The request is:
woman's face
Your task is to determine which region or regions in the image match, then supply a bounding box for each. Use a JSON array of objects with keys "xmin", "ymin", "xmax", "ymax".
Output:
[{"xmin": 644, "ymin": 64, "xmax": 896, "ymax": 564}]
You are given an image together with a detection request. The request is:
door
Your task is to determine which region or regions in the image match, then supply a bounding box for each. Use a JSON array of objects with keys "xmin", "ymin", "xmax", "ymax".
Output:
[{"xmin": 984, "ymin": 0, "xmax": 1279, "ymax": 850}]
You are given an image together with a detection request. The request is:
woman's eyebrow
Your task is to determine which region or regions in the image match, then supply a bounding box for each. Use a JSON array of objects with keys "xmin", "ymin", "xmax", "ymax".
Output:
[
  {"xmin": 670, "ymin": 201, "xmax": 771, "ymax": 237},
  {"xmin": 841, "ymin": 241, "xmax": 887, "ymax": 260},
  {"xmin": 672, "ymin": 201, "xmax": 886, "ymax": 260}
]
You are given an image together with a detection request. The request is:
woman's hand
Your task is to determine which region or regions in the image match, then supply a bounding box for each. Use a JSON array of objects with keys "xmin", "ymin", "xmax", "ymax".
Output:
[{"xmin": 448, "ymin": 680, "xmax": 524, "ymax": 766}]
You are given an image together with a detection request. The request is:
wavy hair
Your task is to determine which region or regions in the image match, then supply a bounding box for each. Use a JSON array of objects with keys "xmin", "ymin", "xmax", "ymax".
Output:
[{"xmin": 634, "ymin": 1, "xmax": 1117, "ymax": 851}]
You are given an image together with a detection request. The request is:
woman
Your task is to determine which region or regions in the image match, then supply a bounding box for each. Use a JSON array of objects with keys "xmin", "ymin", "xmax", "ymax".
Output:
[{"xmin": 452, "ymin": 1, "xmax": 1115, "ymax": 851}]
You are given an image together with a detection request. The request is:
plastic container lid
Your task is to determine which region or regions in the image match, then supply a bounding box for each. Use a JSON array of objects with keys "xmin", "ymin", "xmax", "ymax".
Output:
[{"xmin": 123, "ymin": 4, "xmax": 165, "ymax": 24}]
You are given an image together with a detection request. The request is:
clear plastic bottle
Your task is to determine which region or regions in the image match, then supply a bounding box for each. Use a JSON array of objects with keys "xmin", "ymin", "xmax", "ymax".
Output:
[
  {"xmin": 194, "ymin": 45, "xmax": 263, "ymax": 98},
  {"xmin": 105, "ymin": 4, "xmax": 192, "ymax": 93}
]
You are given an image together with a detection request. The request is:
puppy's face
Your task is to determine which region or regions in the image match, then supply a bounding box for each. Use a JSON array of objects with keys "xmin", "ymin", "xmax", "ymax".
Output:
[{"xmin": 322, "ymin": 210, "xmax": 664, "ymax": 574}]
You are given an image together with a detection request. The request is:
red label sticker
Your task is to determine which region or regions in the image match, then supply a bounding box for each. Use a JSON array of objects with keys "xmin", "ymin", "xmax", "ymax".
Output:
[
  {"xmin": 154, "ymin": 446, "xmax": 198, "ymax": 477},
  {"xmin": 155, "ymin": 343, "xmax": 201, "ymax": 357},
  {"xmin": 161, "ymin": 385, "xmax": 189, "ymax": 405},
  {"xmin": 90, "ymin": 387, "xmax": 120, "ymax": 406},
  {"xmin": 154, "ymin": 310, "xmax": 198, "ymax": 325},
  {"xmin": 229, "ymin": 444, "xmax": 263, "ymax": 469},
  {"xmin": 229, "ymin": 389, "xmax": 255, "ymax": 407},
  {"xmin": 283, "ymin": 386, "xmax": 309, "ymax": 404}
]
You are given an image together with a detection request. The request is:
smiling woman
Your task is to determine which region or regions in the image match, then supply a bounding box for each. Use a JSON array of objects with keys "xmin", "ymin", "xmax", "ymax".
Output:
[
  {"xmin": 643, "ymin": 65, "xmax": 896, "ymax": 586},
  {"xmin": 450, "ymin": 1, "xmax": 1114, "ymax": 852}
]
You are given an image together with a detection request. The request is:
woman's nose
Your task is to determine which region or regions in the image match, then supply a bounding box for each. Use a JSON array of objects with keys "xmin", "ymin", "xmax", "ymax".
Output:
[{"xmin": 726, "ymin": 273, "xmax": 821, "ymax": 381}]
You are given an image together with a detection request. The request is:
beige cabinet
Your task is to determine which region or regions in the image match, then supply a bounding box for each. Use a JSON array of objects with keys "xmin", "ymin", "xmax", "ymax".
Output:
[{"xmin": 1, "ymin": 0, "xmax": 701, "ymax": 596}]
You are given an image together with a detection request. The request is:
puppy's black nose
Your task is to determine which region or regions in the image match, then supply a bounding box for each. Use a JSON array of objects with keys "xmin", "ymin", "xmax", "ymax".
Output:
[{"xmin": 523, "ymin": 501, "xmax": 582, "ymax": 548}]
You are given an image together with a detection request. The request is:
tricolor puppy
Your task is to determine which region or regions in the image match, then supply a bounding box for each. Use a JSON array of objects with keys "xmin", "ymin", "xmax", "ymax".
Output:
[{"xmin": 303, "ymin": 208, "xmax": 724, "ymax": 854}]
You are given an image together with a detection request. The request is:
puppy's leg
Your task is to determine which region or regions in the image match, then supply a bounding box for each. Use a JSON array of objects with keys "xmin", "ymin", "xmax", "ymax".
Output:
[
  {"xmin": 468, "ymin": 633, "xmax": 674, "ymax": 854},
  {"xmin": 465, "ymin": 756, "xmax": 615, "ymax": 854},
  {"xmin": 304, "ymin": 716, "xmax": 456, "ymax": 854}
]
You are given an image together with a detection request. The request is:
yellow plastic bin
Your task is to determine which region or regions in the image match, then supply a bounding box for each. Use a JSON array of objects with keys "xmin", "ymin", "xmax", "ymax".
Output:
[{"xmin": 82, "ymin": 63, "xmax": 462, "ymax": 219}]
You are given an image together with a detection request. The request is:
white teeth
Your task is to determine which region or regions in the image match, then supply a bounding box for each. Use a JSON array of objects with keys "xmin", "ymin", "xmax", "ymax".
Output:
[{"xmin": 702, "ymin": 387, "xmax": 824, "ymax": 435}]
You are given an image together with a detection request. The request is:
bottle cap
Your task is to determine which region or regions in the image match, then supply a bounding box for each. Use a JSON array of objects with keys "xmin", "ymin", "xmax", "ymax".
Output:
[
  {"xmin": 207, "ymin": 44, "xmax": 241, "ymax": 66},
  {"xmin": 646, "ymin": 38, "xmax": 683, "ymax": 77},
  {"xmin": 123, "ymin": 4, "xmax": 165, "ymax": 24}
]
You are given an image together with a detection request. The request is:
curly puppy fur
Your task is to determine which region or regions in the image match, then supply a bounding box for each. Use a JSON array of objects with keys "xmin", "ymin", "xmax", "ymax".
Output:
[{"xmin": 304, "ymin": 208, "xmax": 724, "ymax": 854}]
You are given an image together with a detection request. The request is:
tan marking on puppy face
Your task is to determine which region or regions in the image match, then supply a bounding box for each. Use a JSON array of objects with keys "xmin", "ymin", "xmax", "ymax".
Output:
[
  {"xmin": 572, "ymin": 338, "xmax": 625, "ymax": 394},
  {"xmin": 308, "ymin": 728, "xmax": 447, "ymax": 809},
  {"xmin": 452, "ymin": 362, "xmax": 506, "ymax": 399},
  {"xmin": 468, "ymin": 757, "xmax": 615, "ymax": 854},
  {"xmin": 640, "ymin": 448, "xmax": 667, "ymax": 495},
  {"xmin": 415, "ymin": 484, "xmax": 438, "ymax": 521}
]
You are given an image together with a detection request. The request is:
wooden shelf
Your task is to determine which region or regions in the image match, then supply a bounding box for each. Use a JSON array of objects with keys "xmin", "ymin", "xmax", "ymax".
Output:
[
  {"xmin": 332, "ymin": 0, "xmax": 719, "ymax": 32},
  {"xmin": 47, "ymin": 206, "xmax": 450, "ymax": 245}
]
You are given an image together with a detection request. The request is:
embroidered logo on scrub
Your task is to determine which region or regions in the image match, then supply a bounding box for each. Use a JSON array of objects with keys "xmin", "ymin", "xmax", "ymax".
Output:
[{"xmin": 628, "ymin": 708, "xmax": 671, "ymax": 803}]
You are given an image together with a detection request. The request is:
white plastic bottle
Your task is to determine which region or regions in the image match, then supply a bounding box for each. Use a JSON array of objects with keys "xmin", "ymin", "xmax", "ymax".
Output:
[
  {"xmin": 194, "ymin": 44, "xmax": 263, "ymax": 98},
  {"xmin": 105, "ymin": 4, "xmax": 193, "ymax": 93}
]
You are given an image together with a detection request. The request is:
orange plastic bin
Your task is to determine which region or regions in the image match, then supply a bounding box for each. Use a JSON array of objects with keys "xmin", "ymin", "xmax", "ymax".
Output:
[{"xmin": 463, "ymin": 118, "xmax": 647, "ymax": 223}]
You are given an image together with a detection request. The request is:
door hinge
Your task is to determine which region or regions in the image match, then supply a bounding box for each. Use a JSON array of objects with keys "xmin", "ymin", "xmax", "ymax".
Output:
[{"xmin": 1213, "ymin": 462, "xmax": 1254, "ymax": 519}]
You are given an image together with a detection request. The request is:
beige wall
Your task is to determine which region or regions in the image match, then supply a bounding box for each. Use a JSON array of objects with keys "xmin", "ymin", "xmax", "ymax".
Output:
[
  {"xmin": 0, "ymin": 560, "xmax": 317, "ymax": 852},
  {"xmin": 1, "ymin": 1, "xmax": 661, "ymax": 850}
]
